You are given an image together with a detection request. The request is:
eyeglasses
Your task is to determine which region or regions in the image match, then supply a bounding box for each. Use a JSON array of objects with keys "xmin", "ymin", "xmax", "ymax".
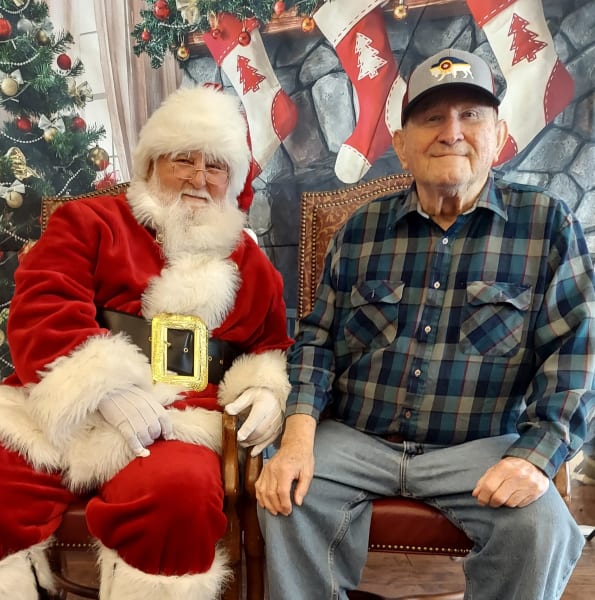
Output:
[{"xmin": 170, "ymin": 158, "xmax": 229, "ymax": 186}]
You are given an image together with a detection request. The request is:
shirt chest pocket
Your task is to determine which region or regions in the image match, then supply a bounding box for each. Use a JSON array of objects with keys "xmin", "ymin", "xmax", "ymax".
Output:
[
  {"xmin": 344, "ymin": 280, "xmax": 404, "ymax": 351},
  {"xmin": 460, "ymin": 281, "xmax": 531, "ymax": 357}
]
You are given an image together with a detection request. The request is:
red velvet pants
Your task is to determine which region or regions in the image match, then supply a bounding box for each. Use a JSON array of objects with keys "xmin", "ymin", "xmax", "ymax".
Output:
[{"xmin": 0, "ymin": 439, "xmax": 226, "ymax": 575}]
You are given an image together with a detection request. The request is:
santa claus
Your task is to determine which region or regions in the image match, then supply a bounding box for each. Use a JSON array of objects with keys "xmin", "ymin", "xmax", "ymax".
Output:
[{"xmin": 0, "ymin": 86, "xmax": 293, "ymax": 599}]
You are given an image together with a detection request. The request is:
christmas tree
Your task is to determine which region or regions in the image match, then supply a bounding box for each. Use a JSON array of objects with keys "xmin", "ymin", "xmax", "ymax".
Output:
[
  {"xmin": 132, "ymin": 0, "xmax": 318, "ymax": 68},
  {"xmin": 0, "ymin": 0, "xmax": 109, "ymax": 380}
]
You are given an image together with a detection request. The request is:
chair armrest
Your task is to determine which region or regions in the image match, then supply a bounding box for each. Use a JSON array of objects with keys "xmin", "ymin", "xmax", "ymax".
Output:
[
  {"xmin": 554, "ymin": 462, "xmax": 571, "ymax": 505},
  {"xmin": 222, "ymin": 412, "xmax": 241, "ymax": 503}
]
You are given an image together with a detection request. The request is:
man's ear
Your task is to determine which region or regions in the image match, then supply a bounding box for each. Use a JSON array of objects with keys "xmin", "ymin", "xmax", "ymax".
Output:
[
  {"xmin": 392, "ymin": 130, "xmax": 409, "ymax": 170},
  {"xmin": 493, "ymin": 118, "xmax": 509, "ymax": 165}
]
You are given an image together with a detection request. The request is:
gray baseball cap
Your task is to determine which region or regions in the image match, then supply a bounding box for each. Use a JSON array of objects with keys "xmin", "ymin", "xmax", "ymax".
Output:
[{"xmin": 402, "ymin": 48, "xmax": 500, "ymax": 124}]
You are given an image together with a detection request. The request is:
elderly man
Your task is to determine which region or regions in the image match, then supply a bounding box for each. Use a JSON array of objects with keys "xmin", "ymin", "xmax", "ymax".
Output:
[
  {"xmin": 0, "ymin": 86, "xmax": 292, "ymax": 599},
  {"xmin": 257, "ymin": 48, "xmax": 593, "ymax": 599}
]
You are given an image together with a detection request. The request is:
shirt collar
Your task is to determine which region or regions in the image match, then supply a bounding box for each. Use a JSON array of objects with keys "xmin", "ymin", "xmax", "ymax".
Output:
[{"xmin": 395, "ymin": 174, "xmax": 508, "ymax": 224}]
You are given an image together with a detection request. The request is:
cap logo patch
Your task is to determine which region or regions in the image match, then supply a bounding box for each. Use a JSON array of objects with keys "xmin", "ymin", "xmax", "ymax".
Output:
[{"xmin": 430, "ymin": 56, "xmax": 473, "ymax": 81}]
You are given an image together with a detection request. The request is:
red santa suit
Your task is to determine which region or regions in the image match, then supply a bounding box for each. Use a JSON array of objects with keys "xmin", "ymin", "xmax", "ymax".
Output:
[{"xmin": 0, "ymin": 89, "xmax": 292, "ymax": 598}]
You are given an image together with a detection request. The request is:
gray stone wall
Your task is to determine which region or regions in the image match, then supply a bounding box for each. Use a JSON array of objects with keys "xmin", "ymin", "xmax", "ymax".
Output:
[{"xmin": 183, "ymin": 0, "xmax": 595, "ymax": 316}]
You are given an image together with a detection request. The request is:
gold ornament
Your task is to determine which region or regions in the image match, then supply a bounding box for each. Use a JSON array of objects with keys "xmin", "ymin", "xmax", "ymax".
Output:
[
  {"xmin": 36, "ymin": 29, "xmax": 50, "ymax": 45},
  {"xmin": 1, "ymin": 77, "xmax": 19, "ymax": 97},
  {"xmin": 43, "ymin": 126, "xmax": 58, "ymax": 142},
  {"xmin": 66, "ymin": 77, "xmax": 93, "ymax": 108},
  {"xmin": 12, "ymin": 0, "xmax": 27, "ymax": 6},
  {"xmin": 0, "ymin": 328, "xmax": 4, "ymax": 346},
  {"xmin": 87, "ymin": 145, "xmax": 110, "ymax": 171},
  {"xmin": 393, "ymin": 1, "xmax": 408, "ymax": 19},
  {"xmin": 176, "ymin": 43, "xmax": 190, "ymax": 61},
  {"xmin": 6, "ymin": 190, "xmax": 23, "ymax": 208},
  {"xmin": 301, "ymin": 16, "xmax": 315, "ymax": 33},
  {"xmin": 5, "ymin": 147, "xmax": 37, "ymax": 179}
]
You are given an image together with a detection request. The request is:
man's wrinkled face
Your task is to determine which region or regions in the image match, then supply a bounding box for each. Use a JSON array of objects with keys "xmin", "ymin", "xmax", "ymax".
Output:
[
  {"xmin": 392, "ymin": 88, "xmax": 507, "ymax": 196},
  {"xmin": 151, "ymin": 151, "xmax": 230, "ymax": 209}
]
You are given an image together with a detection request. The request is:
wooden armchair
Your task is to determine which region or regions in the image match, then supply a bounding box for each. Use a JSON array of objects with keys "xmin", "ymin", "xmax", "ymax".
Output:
[
  {"xmin": 244, "ymin": 173, "xmax": 572, "ymax": 600},
  {"xmin": 35, "ymin": 185, "xmax": 256, "ymax": 600}
]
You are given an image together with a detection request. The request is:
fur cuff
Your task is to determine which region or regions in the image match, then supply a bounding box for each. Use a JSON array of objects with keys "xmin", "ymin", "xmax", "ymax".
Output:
[
  {"xmin": 0, "ymin": 541, "xmax": 55, "ymax": 599},
  {"xmin": 0, "ymin": 385, "xmax": 61, "ymax": 471},
  {"xmin": 27, "ymin": 333, "xmax": 152, "ymax": 447},
  {"xmin": 217, "ymin": 349, "xmax": 290, "ymax": 411},
  {"xmin": 98, "ymin": 544, "xmax": 231, "ymax": 600},
  {"xmin": 63, "ymin": 406, "xmax": 223, "ymax": 492}
]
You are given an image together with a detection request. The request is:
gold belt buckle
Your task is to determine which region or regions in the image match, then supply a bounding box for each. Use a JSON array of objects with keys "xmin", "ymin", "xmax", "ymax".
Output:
[{"xmin": 151, "ymin": 313, "xmax": 209, "ymax": 391}]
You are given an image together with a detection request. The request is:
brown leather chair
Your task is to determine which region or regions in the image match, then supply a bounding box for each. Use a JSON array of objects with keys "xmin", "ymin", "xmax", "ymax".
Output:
[
  {"xmin": 34, "ymin": 186, "xmax": 257, "ymax": 600},
  {"xmin": 242, "ymin": 173, "xmax": 572, "ymax": 600}
]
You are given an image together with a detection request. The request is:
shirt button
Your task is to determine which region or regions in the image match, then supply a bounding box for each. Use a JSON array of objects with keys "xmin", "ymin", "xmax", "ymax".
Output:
[
  {"xmin": 442, "ymin": 237, "xmax": 448, "ymax": 245},
  {"xmin": 424, "ymin": 325, "xmax": 431, "ymax": 334},
  {"xmin": 414, "ymin": 369, "xmax": 421, "ymax": 377},
  {"xmin": 433, "ymin": 281, "xmax": 441, "ymax": 289},
  {"xmin": 404, "ymin": 410, "xmax": 412, "ymax": 419}
]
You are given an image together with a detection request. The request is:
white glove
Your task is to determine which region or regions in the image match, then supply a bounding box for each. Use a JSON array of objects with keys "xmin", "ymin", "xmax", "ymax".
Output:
[
  {"xmin": 224, "ymin": 387, "xmax": 284, "ymax": 456},
  {"xmin": 98, "ymin": 386, "xmax": 174, "ymax": 458}
]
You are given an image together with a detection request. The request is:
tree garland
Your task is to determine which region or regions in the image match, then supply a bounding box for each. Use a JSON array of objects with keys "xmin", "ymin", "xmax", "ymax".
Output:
[{"xmin": 132, "ymin": 0, "xmax": 319, "ymax": 69}]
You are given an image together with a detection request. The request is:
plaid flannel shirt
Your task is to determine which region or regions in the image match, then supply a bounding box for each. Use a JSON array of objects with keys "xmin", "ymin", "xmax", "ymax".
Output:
[{"xmin": 287, "ymin": 176, "xmax": 595, "ymax": 477}]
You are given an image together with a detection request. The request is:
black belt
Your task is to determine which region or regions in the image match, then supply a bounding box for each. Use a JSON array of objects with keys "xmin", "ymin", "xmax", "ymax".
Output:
[{"xmin": 98, "ymin": 308, "xmax": 240, "ymax": 385}]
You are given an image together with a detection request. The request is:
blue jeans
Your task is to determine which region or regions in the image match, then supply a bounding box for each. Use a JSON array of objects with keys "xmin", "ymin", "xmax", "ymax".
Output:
[{"xmin": 258, "ymin": 420, "xmax": 584, "ymax": 600}]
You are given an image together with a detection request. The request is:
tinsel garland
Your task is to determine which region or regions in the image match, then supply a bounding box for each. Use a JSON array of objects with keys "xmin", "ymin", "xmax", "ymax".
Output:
[{"xmin": 132, "ymin": 0, "xmax": 319, "ymax": 69}]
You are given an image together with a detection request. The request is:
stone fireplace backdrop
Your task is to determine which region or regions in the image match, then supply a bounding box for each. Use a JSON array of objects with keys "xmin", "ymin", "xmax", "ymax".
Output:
[{"xmin": 183, "ymin": 0, "xmax": 595, "ymax": 329}]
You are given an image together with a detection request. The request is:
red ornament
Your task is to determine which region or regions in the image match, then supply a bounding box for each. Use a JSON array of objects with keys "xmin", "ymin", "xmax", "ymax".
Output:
[
  {"xmin": 153, "ymin": 0, "xmax": 170, "ymax": 20},
  {"xmin": 94, "ymin": 171, "xmax": 117, "ymax": 190},
  {"xmin": 211, "ymin": 28, "xmax": 221, "ymax": 39},
  {"xmin": 273, "ymin": 1, "xmax": 286, "ymax": 16},
  {"xmin": 16, "ymin": 116, "xmax": 32, "ymax": 132},
  {"xmin": 141, "ymin": 28, "xmax": 151, "ymax": 42},
  {"xmin": 56, "ymin": 53, "xmax": 72, "ymax": 70},
  {"xmin": 0, "ymin": 18, "xmax": 12, "ymax": 40},
  {"xmin": 238, "ymin": 30, "xmax": 251, "ymax": 46},
  {"xmin": 72, "ymin": 116, "xmax": 86, "ymax": 131}
]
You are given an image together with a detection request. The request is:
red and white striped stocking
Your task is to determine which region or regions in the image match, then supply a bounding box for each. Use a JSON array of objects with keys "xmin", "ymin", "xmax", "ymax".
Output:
[
  {"xmin": 203, "ymin": 13, "xmax": 298, "ymax": 175},
  {"xmin": 314, "ymin": 0, "xmax": 401, "ymax": 183},
  {"xmin": 466, "ymin": 0, "xmax": 574, "ymax": 165}
]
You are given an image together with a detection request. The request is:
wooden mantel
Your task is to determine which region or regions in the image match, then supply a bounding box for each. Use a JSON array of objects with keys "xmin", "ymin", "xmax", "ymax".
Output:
[{"xmin": 187, "ymin": 0, "xmax": 468, "ymax": 55}]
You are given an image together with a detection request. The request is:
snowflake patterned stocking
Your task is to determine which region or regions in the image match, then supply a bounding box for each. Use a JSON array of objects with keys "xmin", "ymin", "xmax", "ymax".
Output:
[
  {"xmin": 466, "ymin": 0, "xmax": 574, "ymax": 165},
  {"xmin": 314, "ymin": 0, "xmax": 399, "ymax": 183},
  {"xmin": 203, "ymin": 13, "xmax": 298, "ymax": 175}
]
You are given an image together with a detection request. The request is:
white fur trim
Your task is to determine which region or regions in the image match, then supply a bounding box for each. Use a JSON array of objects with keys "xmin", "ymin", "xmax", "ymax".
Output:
[
  {"xmin": 132, "ymin": 86, "xmax": 250, "ymax": 204},
  {"xmin": 142, "ymin": 254, "xmax": 240, "ymax": 330},
  {"xmin": 218, "ymin": 349, "xmax": 290, "ymax": 412},
  {"xmin": 0, "ymin": 542, "xmax": 55, "ymax": 598},
  {"xmin": 27, "ymin": 333, "xmax": 153, "ymax": 448},
  {"xmin": 63, "ymin": 406, "xmax": 223, "ymax": 492},
  {"xmin": 98, "ymin": 544, "xmax": 231, "ymax": 600},
  {"xmin": 0, "ymin": 385, "xmax": 61, "ymax": 471}
]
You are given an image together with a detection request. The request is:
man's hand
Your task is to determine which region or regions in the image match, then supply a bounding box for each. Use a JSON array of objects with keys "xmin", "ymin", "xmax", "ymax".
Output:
[
  {"xmin": 255, "ymin": 414, "xmax": 316, "ymax": 516},
  {"xmin": 98, "ymin": 386, "xmax": 173, "ymax": 457},
  {"xmin": 472, "ymin": 456, "xmax": 549, "ymax": 508},
  {"xmin": 224, "ymin": 387, "xmax": 283, "ymax": 456}
]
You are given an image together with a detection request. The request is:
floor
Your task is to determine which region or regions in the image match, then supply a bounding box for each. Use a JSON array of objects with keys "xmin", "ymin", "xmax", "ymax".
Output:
[{"xmin": 63, "ymin": 451, "xmax": 595, "ymax": 599}]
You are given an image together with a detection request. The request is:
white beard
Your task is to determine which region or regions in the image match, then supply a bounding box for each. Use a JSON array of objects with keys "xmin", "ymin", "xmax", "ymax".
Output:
[{"xmin": 136, "ymin": 175, "xmax": 247, "ymax": 261}]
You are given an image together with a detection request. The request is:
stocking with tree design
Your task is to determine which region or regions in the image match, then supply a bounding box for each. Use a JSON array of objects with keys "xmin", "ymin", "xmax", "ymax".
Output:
[
  {"xmin": 466, "ymin": 0, "xmax": 574, "ymax": 165},
  {"xmin": 313, "ymin": 0, "xmax": 403, "ymax": 184},
  {"xmin": 203, "ymin": 12, "xmax": 298, "ymax": 175}
]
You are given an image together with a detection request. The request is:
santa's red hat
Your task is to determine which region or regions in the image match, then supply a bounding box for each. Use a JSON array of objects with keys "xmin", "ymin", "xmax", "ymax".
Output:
[{"xmin": 133, "ymin": 85, "xmax": 253, "ymax": 210}]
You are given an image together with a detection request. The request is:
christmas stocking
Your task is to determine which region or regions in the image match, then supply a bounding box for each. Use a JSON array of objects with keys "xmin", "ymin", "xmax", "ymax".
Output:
[
  {"xmin": 203, "ymin": 13, "xmax": 298, "ymax": 175},
  {"xmin": 314, "ymin": 0, "xmax": 401, "ymax": 184},
  {"xmin": 466, "ymin": 0, "xmax": 574, "ymax": 165}
]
